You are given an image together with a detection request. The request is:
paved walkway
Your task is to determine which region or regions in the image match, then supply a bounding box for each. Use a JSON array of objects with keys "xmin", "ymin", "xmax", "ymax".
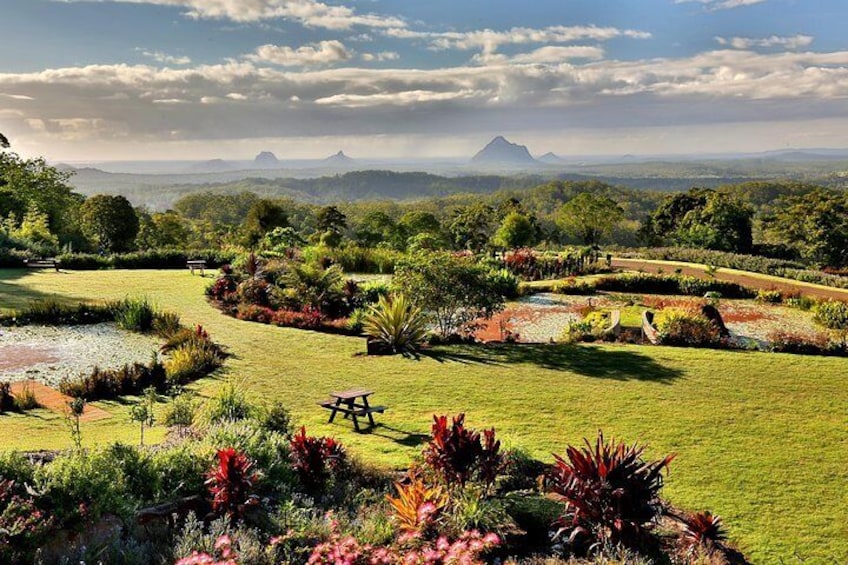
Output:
[
  {"xmin": 611, "ymin": 258, "xmax": 848, "ymax": 302},
  {"xmin": 9, "ymin": 380, "xmax": 111, "ymax": 422}
]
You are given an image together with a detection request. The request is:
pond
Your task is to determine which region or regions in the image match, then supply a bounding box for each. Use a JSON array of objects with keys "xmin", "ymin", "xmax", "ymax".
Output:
[{"xmin": 0, "ymin": 323, "xmax": 162, "ymax": 388}]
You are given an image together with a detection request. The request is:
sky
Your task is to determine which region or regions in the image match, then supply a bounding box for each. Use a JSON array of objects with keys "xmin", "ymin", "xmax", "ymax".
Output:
[{"xmin": 1, "ymin": 0, "xmax": 848, "ymax": 161}]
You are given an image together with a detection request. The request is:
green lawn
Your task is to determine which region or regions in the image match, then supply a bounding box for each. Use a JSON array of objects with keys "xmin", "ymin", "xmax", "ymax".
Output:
[{"xmin": 1, "ymin": 269, "xmax": 846, "ymax": 563}]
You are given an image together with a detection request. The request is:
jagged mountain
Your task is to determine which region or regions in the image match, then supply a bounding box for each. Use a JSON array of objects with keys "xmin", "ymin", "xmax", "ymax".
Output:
[
  {"xmin": 254, "ymin": 151, "xmax": 279, "ymax": 167},
  {"xmin": 471, "ymin": 136, "xmax": 537, "ymax": 165}
]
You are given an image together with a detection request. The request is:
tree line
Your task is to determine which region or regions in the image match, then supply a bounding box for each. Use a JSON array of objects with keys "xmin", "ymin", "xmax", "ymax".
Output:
[{"xmin": 2, "ymin": 137, "xmax": 847, "ymax": 268}]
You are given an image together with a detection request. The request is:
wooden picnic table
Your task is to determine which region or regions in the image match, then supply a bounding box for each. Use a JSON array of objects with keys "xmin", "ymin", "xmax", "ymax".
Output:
[{"xmin": 319, "ymin": 388, "xmax": 386, "ymax": 432}]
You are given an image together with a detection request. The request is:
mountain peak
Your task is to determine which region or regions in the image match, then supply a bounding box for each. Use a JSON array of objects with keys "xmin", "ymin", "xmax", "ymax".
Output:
[
  {"xmin": 471, "ymin": 136, "xmax": 536, "ymax": 164},
  {"xmin": 254, "ymin": 151, "xmax": 279, "ymax": 166}
]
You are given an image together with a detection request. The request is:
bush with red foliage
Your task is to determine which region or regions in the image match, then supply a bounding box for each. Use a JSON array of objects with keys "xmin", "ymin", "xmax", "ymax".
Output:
[
  {"xmin": 768, "ymin": 330, "xmax": 846, "ymax": 356},
  {"xmin": 546, "ymin": 431, "xmax": 675, "ymax": 554},
  {"xmin": 236, "ymin": 304, "xmax": 276, "ymax": 324},
  {"xmin": 205, "ymin": 448, "xmax": 258, "ymax": 520},
  {"xmin": 206, "ymin": 276, "xmax": 238, "ymax": 301},
  {"xmin": 290, "ymin": 427, "xmax": 346, "ymax": 492},
  {"xmin": 272, "ymin": 306, "xmax": 323, "ymax": 330},
  {"xmin": 424, "ymin": 414, "xmax": 504, "ymax": 489},
  {"xmin": 682, "ymin": 511, "xmax": 727, "ymax": 549}
]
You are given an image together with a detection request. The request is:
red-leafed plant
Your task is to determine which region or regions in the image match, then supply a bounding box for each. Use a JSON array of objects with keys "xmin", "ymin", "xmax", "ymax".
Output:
[
  {"xmin": 206, "ymin": 448, "xmax": 258, "ymax": 520},
  {"xmin": 290, "ymin": 427, "xmax": 346, "ymax": 492},
  {"xmin": 425, "ymin": 414, "xmax": 482, "ymax": 487},
  {"xmin": 682, "ymin": 511, "xmax": 727, "ymax": 549},
  {"xmin": 546, "ymin": 431, "xmax": 676, "ymax": 554},
  {"xmin": 478, "ymin": 428, "xmax": 505, "ymax": 489}
]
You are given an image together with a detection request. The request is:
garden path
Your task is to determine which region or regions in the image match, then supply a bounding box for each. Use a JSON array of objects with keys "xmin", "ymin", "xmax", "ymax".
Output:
[{"xmin": 9, "ymin": 380, "xmax": 111, "ymax": 422}]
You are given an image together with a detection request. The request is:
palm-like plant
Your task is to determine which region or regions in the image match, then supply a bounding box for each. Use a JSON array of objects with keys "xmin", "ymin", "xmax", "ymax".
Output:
[{"xmin": 364, "ymin": 294, "xmax": 428, "ymax": 354}]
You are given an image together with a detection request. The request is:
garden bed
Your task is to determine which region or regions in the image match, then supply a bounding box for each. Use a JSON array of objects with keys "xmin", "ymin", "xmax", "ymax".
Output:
[{"xmin": 0, "ymin": 323, "xmax": 161, "ymax": 388}]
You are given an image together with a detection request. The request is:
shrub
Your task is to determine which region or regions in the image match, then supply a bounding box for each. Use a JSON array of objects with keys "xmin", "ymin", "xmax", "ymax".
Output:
[
  {"xmin": 547, "ymin": 431, "xmax": 675, "ymax": 554},
  {"xmin": 755, "ymin": 289, "xmax": 782, "ymax": 304},
  {"xmin": 236, "ymin": 303, "xmax": 275, "ymax": 324},
  {"xmin": 12, "ymin": 382, "xmax": 39, "ymax": 411},
  {"xmin": 0, "ymin": 383, "xmax": 14, "ymax": 413},
  {"xmin": 489, "ymin": 269, "xmax": 521, "ymax": 299},
  {"xmin": 386, "ymin": 476, "xmax": 448, "ymax": 534},
  {"xmin": 594, "ymin": 273, "xmax": 753, "ymax": 299},
  {"xmin": 502, "ymin": 247, "xmax": 600, "ymax": 281},
  {"xmin": 60, "ymin": 358, "xmax": 167, "ymax": 400},
  {"xmin": 153, "ymin": 311, "xmax": 182, "ymax": 337},
  {"xmin": 0, "ymin": 300, "xmax": 113, "ymax": 327},
  {"xmin": 289, "ymin": 427, "xmax": 346, "ymax": 493},
  {"xmin": 552, "ymin": 278, "xmax": 597, "ymax": 295},
  {"xmin": 112, "ymin": 297, "xmax": 156, "ymax": 332},
  {"xmin": 237, "ymin": 278, "xmax": 271, "ymax": 307},
  {"xmin": 682, "ymin": 511, "xmax": 727, "ymax": 549},
  {"xmin": 767, "ymin": 330, "xmax": 846, "ymax": 356},
  {"xmin": 165, "ymin": 330, "xmax": 225, "ymax": 386},
  {"xmin": 202, "ymin": 381, "xmax": 256, "ymax": 424},
  {"xmin": 813, "ymin": 300, "xmax": 848, "ymax": 330},
  {"xmin": 271, "ymin": 307, "xmax": 323, "ymax": 330},
  {"xmin": 345, "ymin": 307, "xmax": 367, "ymax": 334},
  {"xmin": 206, "ymin": 448, "xmax": 258, "ymax": 520},
  {"xmin": 363, "ymin": 294, "xmax": 428, "ymax": 355},
  {"xmin": 259, "ymin": 401, "xmax": 293, "ymax": 436},
  {"xmin": 784, "ymin": 293, "xmax": 817, "ymax": 311},
  {"xmin": 654, "ymin": 308, "xmax": 723, "ymax": 347},
  {"xmin": 424, "ymin": 414, "xmax": 504, "ymax": 489},
  {"xmin": 0, "ymin": 479, "xmax": 56, "ymax": 563},
  {"xmin": 206, "ymin": 276, "xmax": 238, "ymax": 301},
  {"xmin": 164, "ymin": 392, "xmax": 198, "ymax": 436}
]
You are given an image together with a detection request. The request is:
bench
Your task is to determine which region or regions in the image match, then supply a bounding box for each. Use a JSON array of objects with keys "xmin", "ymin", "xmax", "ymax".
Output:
[
  {"xmin": 319, "ymin": 389, "xmax": 387, "ymax": 431},
  {"xmin": 24, "ymin": 258, "xmax": 60, "ymax": 272},
  {"xmin": 186, "ymin": 260, "xmax": 207, "ymax": 276}
]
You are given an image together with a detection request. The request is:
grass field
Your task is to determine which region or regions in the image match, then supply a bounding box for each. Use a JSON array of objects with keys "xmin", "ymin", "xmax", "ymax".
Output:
[{"xmin": 0, "ymin": 269, "xmax": 846, "ymax": 562}]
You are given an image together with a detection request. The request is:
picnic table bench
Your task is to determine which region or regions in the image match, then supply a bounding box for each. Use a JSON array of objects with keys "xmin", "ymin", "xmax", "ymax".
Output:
[
  {"xmin": 186, "ymin": 260, "xmax": 207, "ymax": 275},
  {"xmin": 319, "ymin": 389, "xmax": 386, "ymax": 432},
  {"xmin": 24, "ymin": 258, "xmax": 60, "ymax": 272}
]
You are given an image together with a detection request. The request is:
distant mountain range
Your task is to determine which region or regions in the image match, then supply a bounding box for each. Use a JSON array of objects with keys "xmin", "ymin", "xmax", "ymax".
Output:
[
  {"xmin": 323, "ymin": 150, "xmax": 355, "ymax": 167},
  {"xmin": 254, "ymin": 151, "xmax": 279, "ymax": 167}
]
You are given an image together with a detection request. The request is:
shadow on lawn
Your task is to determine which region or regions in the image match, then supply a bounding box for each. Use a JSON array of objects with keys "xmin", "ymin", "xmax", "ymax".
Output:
[
  {"xmin": 420, "ymin": 343, "xmax": 682, "ymax": 383},
  {"xmin": 358, "ymin": 423, "xmax": 429, "ymax": 447},
  {"xmin": 0, "ymin": 269, "xmax": 90, "ymax": 312}
]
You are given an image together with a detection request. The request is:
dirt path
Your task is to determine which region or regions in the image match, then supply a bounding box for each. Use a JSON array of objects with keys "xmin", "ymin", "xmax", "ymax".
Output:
[
  {"xmin": 9, "ymin": 380, "xmax": 111, "ymax": 422},
  {"xmin": 611, "ymin": 258, "xmax": 848, "ymax": 302}
]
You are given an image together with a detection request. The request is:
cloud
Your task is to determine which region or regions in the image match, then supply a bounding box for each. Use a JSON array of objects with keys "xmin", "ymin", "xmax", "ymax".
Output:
[
  {"xmin": 361, "ymin": 51, "xmax": 400, "ymax": 62},
  {"xmin": 57, "ymin": 0, "xmax": 406, "ymax": 29},
  {"xmin": 675, "ymin": 0, "xmax": 767, "ymax": 10},
  {"xmin": 715, "ymin": 34, "xmax": 814, "ymax": 50},
  {"xmin": 475, "ymin": 45, "xmax": 606, "ymax": 65},
  {"xmin": 137, "ymin": 49, "xmax": 192, "ymax": 65},
  {"xmin": 3, "ymin": 48, "xmax": 848, "ymax": 146},
  {"xmin": 247, "ymin": 40, "xmax": 352, "ymax": 66},
  {"xmin": 385, "ymin": 25, "xmax": 650, "ymax": 54}
]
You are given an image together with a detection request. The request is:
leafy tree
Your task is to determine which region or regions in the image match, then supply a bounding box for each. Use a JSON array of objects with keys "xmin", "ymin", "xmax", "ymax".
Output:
[
  {"xmin": 174, "ymin": 191, "xmax": 258, "ymax": 226},
  {"xmin": 354, "ymin": 210, "xmax": 405, "ymax": 249},
  {"xmin": 764, "ymin": 189, "xmax": 848, "ymax": 267},
  {"xmin": 448, "ymin": 203, "xmax": 495, "ymax": 252},
  {"xmin": 14, "ymin": 205, "xmax": 58, "ymax": 247},
  {"xmin": 243, "ymin": 199, "xmax": 289, "ymax": 247},
  {"xmin": 0, "ymin": 152, "xmax": 82, "ymax": 242},
  {"xmin": 79, "ymin": 194, "xmax": 140, "ymax": 252},
  {"xmin": 492, "ymin": 211, "xmax": 537, "ymax": 249},
  {"xmin": 556, "ymin": 193, "xmax": 624, "ymax": 246},
  {"xmin": 399, "ymin": 211, "xmax": 442, "ymax": 236},
  {"xmin": 393, "ymin": 250, "xmax": 505, "ymax": 337},
  {"xmin": 262, "ymin": 226, "xmax": 305, "ymax": 251},
  {"xmin": 136, "ymin": 210, "xmax": 191, "ymax": 249},
  {"xmin": 316, "ymin": 205, "xmax": 347, "ymax": 234},
  {"xmin": 642, "ymin": 188, "xmax": 753, "ymax": 253}
]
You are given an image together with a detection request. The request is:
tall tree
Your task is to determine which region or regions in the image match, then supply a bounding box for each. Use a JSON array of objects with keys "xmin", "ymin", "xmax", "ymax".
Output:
[
  {"xmin": 243, "ymin": 199, "xmax": 289, "ymax": 247},
  {"xmin": 79, "ymin": 194, "xmax": 139, "ymax": 252},
  {"xmin": 764, "ymin": 189, "xmax": 848, "ymax": 268},
  {"xmin": 492, "ymin": 211, "xmax": 537, "ymax": 249},
  {"xmin": 448, "ymin": 203, "xmax": 495, "ymax": 252},
  {"xmin": 556, "ymin": 192, "xmax": 624, "ymax": 246}
]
